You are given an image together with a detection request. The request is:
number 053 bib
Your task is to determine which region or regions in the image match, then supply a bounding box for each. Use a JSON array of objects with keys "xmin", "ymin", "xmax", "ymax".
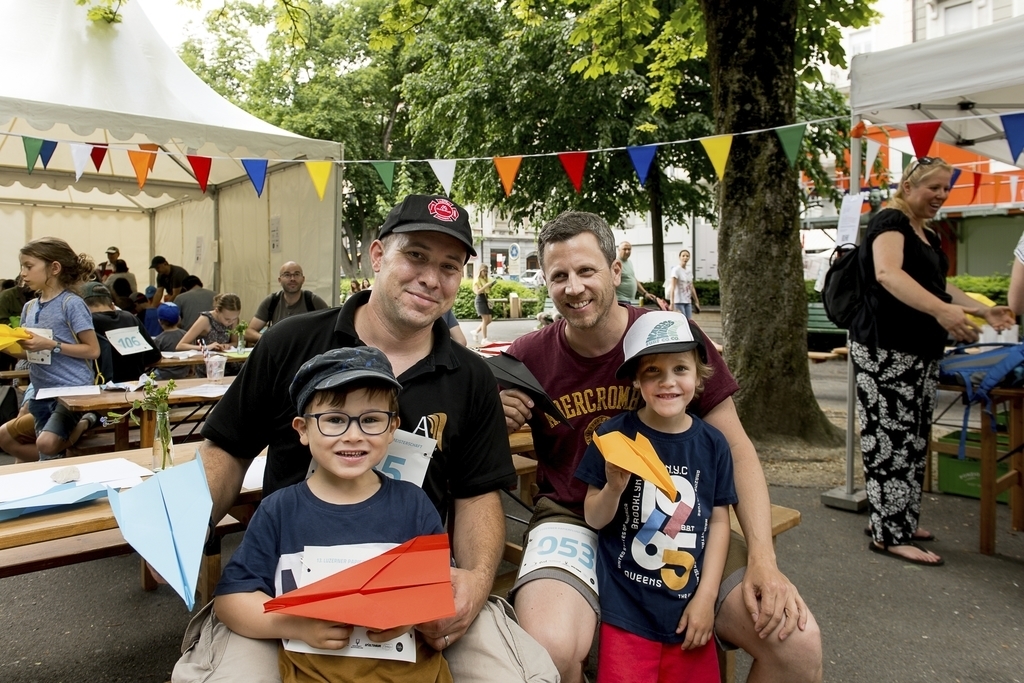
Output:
[{"xmin": 516, "ymin": 522, "xmax": 599, "ymax": 592}]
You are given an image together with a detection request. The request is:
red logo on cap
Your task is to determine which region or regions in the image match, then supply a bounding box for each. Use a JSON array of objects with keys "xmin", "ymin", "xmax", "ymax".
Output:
[{"xmin": 428, "ymin": 198, "xmax": 459, "ymax": 222}]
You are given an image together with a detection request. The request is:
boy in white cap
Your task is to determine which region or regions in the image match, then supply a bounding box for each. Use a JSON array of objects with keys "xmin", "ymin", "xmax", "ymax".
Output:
[
  {"xmin": 211, "ymin": 347, "xmax": 452, "ymax": 683},
  {"xmin": 574, "ymin": 311, "xmax": 737, "ymax": 683}
]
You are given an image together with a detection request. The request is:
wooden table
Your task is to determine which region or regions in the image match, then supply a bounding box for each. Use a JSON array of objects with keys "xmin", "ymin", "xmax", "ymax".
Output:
[
  {"xmin": 0, "ymin": 369, "xmax": 29, "ymax": 384},
  {"xmin": 932, "ymin": 385, "xmax": 1024, "ymax": 554},
  {"xmin": 57, "ymin": 377, "xmax": 234, "ymax": 451}
]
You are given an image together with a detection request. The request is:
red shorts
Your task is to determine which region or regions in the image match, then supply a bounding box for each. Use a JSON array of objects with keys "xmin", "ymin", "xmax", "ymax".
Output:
[{"xmin": 596, "ymin": 622, "xmax": 719, "ymax": 683}]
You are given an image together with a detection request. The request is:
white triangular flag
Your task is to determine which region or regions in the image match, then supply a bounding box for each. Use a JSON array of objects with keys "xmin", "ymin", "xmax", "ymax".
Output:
[
  {"xmin": 1010, "ymin": 176, "xmax": 1019, "ymax": 204},
  {"xmin": 70, "ymin": 143, "xmax": 92, "ymax": 181},
  {"xmin": 865, "ymin": 139, "xmax": 881, "ymax": 180},
  {"xmin": 427, "ymin": 159, "xmax": 457, "ymax": 196}
]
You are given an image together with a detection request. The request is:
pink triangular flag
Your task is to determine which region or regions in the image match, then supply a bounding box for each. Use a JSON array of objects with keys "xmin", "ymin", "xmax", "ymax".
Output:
[
  {"xmin": 427, "ymin": 159, "xmax": 457, "ymax": 195},
  {"xmin": 558, "ymin": 152, "xmax": 588, "ymax": 193},
  {"xmin": 70, "ymin": 144, "xmax": 91, "ymax": 181},
  {"xmin": 906, "ymin": 121, "xmax": 942, "ymax": 159}
]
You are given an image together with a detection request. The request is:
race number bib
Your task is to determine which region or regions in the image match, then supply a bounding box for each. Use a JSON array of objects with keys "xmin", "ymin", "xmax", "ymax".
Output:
[
  {"xmin": 516, "ymin": 522, "xmax": 599, "ymax": 593},
  {"xmin": 24, "ymin": 327, "xmax": 52, "ymax": 365},
  {"xmin": 105, "ymin": 328, "xmax": 153, "ymax": 356}
]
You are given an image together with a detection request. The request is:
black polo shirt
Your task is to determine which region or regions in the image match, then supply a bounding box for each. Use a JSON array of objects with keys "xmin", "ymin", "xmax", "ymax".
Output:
[{"xmin": 202, "ymin": 290, "xmax": 516, "ymax": 520}]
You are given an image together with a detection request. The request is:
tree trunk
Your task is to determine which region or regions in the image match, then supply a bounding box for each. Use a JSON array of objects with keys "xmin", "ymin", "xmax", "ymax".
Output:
[
  {"xmin": 648, "ymin": 161, "xmax": 666, "ymax": 283},
  {"xmin": 699, "ymin": 0, "xmax": 841, "ymax": 444}
]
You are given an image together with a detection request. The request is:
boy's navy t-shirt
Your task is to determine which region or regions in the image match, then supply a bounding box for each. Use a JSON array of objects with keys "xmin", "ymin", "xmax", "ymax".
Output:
[{"xmin": 575, "ymin": 411, "xmax": 737, "ymax": 643}]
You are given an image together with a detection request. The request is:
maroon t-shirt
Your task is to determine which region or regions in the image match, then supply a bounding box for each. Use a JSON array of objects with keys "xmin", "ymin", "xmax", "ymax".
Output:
[{"xmin": 506, "ymin": 304, "xmax": 739, "ymax": 514}]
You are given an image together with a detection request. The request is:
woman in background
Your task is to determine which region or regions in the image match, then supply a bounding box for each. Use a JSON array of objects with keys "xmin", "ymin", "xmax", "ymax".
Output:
[{"xmin": 471, "ymin": 265, "xmax": 495, "ymax": 344}]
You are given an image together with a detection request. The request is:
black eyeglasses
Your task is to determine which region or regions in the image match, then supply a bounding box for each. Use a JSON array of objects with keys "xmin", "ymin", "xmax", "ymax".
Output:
[
  {"xmin": 906, "ymin": 156, "xmax": 944, "ymax": 179},
  {"xmin": 303, "ymin": 410, "xmax": 396, "ymax": 436}
]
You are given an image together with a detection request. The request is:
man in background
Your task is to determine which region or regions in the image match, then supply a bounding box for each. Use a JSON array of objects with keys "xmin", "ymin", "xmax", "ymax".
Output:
[
  {"xmin": 244, "ymin": 262, "xmax": 328, "ymax": 345},
  {"xmin": 174, "ymin": 276, "xmax": 216, "ymax": 331},
  {"xmin": 613, "ymin": 241, "xmax": 654, "ymax": 305},
  {"xmin": 96, "ymin": 246, "xmax": 119, "ymax": 281},
  {"xmin": 149, "ymin": 256, "xmax": 190, "ymax": 304}
]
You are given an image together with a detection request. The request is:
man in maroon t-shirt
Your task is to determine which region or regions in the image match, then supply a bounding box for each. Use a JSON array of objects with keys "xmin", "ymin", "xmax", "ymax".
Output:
[{"xmin": 503, "ymin": 212, "xmax": 822, "ymax": 683}]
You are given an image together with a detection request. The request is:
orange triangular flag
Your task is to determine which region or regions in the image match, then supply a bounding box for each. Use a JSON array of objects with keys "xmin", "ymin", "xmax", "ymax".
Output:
[
  {"xmin": 304, "ymin": 161, "xmax": 333, "ymax": 201},
  {"xmin": 558, "ymin": 152, "xmax": 588, "ymax": 193},
  {"xmin": 187, "ymin": 156, "xmax": 212, "ymax": 193},
  {"xmin": 906, "ymin": 121, "xmax": 942, "ymax": 159},
  {"xmin": 139, "ymin": 143, "xmax": 159, "ymax": 171},
  {"xmin": 127, "ymin": 149, "xmax": 154, "ymax": 188},
  {"xmin": 700, "ymin": 135, "xmax": 733, "ymax": 181},
  {"xmin": 493, "ymin": 156, "xmax": 522, "ymax": 197},
  {"xmin": 850, "ymin": 121, "xmax": 867, "ymax": 139},
  {"xmin": 592, "ymin": 431, "xmax": 677, "ymax": 500}
]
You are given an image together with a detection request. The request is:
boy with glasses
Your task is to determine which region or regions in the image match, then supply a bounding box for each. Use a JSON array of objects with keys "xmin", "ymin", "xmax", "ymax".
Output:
[{"xmin": 213, "ymin": 346, "xmax": 452, "ymax": 683}]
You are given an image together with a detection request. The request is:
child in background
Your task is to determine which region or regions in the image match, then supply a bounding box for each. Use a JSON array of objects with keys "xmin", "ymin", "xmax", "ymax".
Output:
[
  {"xmin": 213, "ymin": 347, "xmax": 452, "ymax": 683},
  {"xmin": 82, "ymin": 282, "xmax": 161, "ymax": 382},
  {"xmin": 3, "ymin": 238, "xmax": 101, "ymax": 459},
  {"xmin": 575, "ymin": 312, "xmax": 737, "ymax": 683},
  {"xmin": 152, "ymin": 303, "xmax": 188, "ymax": 380}
]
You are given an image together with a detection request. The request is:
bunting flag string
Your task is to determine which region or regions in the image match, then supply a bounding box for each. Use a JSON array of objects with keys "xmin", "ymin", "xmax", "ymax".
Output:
[
  {"xmin": 949, "ymin": 167, "xmax": 963, "ymax": 189},
  {"xmin": 493, "ymin": 156, "xmax": 522, "ymax": 197},
  {"xmin": 2, "ymin": 107, "xmax": 1024, "ymax": 202}
]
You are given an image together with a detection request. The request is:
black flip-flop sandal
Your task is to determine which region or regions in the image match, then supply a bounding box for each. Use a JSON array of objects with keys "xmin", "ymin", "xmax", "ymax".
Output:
[
  {"xmin": 864, "ymin": 527, "xmax": 936, "ymax": 542},
  {"xmin": 868, "ymin": 541, "xmax": 944, "ymax": 566}
]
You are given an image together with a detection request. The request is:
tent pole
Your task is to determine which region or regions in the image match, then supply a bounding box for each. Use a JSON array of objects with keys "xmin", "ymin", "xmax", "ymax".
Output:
[
  {"xmin": 333, "ymin": 149, "xmax": 344, "ymax": 308},
  {"xmin": 213, "ymin": 189, "xmax": 221, "ymax": 293},
  {"xmin": 821, "ymin": 114, "xmax": 868, "ymax": 512},
  {"xmin": 148, "ymin": 210, "xmax": 156, "ymax": 287}
]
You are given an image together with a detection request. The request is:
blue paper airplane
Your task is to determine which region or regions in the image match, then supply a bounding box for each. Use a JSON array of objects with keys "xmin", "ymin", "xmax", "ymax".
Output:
[
  {"xmin": 0, "ymin": 482, "xmax": 107, "ymax": 521},
  {"xmin": 108, "ymin": 451, "xmax": 213, "ymax": 610}
]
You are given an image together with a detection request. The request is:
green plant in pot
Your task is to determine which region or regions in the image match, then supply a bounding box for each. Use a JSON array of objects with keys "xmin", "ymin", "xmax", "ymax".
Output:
[{"xmin": 104, "ymin": 375, "xmax": 176, "ymax": 470}]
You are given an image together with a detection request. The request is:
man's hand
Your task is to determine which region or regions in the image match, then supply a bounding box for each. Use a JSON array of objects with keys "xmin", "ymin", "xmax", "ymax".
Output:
[
  {"xmin": 501, "ymin": 388, "xmax": 533, "ymax": 434},
  {"xmin": 742, "ymin": 559, "xmax": 808, "ymax": 641},
  {"xmin": 417, "ymin": 566, "xmax": 488, "ymax": 650}
]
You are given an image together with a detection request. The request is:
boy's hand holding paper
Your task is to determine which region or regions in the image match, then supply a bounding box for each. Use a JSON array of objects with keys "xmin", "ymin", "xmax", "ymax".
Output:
[{"xmin": 592, "ymin": 431, "xmax": 678, "ymax": 501}]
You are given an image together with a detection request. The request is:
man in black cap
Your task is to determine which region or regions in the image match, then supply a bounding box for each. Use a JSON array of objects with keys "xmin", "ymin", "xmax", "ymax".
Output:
[
  {"xmin": 149, "ymin": 256, "xmax": 190, "ymax": 304},
  {"xmin": 186, "ymin": 195, "xmax": 518, "ymax": 679}
]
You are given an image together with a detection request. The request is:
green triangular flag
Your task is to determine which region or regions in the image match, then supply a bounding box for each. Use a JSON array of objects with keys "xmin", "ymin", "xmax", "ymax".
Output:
[
  {"xmin": 902, "ymin": 152, "xmax": 913, "ymax": 169},
  {"xmin": 775, "ymin": 124, "xmax": 806, "ymax": 167},
  {"xmin": 23, "ymin": 137, "xmax": 44, "ymax": 174},
  {"xmin": 372, "ymin": 162, "xmax": 395, "ymax": 192}
]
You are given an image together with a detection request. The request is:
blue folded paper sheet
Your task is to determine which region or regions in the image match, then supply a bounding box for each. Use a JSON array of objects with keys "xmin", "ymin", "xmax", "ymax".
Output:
[{"xmin": 107, "ymin": 451, "xmax": 213, "ymax": 610}]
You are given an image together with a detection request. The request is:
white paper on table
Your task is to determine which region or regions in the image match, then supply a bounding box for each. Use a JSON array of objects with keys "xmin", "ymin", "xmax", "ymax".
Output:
[
  {"xmin": 0, "ymin": 458, "xmax": 152, "ymax": 503},
  {"xmin": 836, "ymin": 195, "xmax": 864, "ymax": 246},
  {"xmin": 283, "ymin": 543, "xmax": 416, "ymax": 663},
  {"xmin": 242, "ymin": 455, "xmax": 266, "ymax": 491},
  {"xmin": 170, "ymin": 383, "xmax": 230, "ymax": 398},
  {"xmin": 35, "ymin": 385, "xmax": 101, "ymax": 399},
  {"xmin": 161, "ymin": 350, "xmax": 203, "ymax": 359},
  {"xmin": 24, "ymin": 327, "xmax": 52, "ymax": 365}
]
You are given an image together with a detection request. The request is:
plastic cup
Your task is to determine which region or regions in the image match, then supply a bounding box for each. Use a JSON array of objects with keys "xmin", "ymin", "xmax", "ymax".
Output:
[{"xmin": 205, "ymin": 355, "xmax": 226, "ymax": 380}]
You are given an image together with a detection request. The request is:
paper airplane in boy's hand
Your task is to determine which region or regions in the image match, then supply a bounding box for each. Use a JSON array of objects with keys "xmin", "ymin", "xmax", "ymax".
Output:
[
  {"xmin": 107, "ymin": 451, "xmax": 213, "ymax": 610},
  {"xmin": 484, "ymin": 353, "xmax": 571, "ymax": 427},
  {"xmin": 593, "ymin": 431, "xmax": 678, "ymax": 501},
  {"xmin": 264, "ymin": 534, "xmax": 456, "ymax": 631}
]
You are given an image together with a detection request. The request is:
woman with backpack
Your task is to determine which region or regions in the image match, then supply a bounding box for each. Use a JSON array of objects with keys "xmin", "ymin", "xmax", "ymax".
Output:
[{"xmin": 849, "ymin": 157, "xmax": 1013, "ymax": 567}]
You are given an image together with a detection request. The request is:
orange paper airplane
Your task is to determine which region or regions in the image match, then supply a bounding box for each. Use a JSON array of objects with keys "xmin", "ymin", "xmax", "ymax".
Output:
[
  {"xmin": 593, "ymin": 431, "xmax": 678, "ymax": 501},
  {"xmin": 263, "ymin": 534, "xmax": 456, "ymax": 631}
]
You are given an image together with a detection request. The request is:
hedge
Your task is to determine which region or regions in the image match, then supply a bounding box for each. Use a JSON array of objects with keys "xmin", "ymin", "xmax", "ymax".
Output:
[
  {"xmin": 453, "ymin": 280, "xmax": 545, "ymax": 319},
  {"xmin": 641, "ymin": 280, "xmax": 721, "ymax": 306}
]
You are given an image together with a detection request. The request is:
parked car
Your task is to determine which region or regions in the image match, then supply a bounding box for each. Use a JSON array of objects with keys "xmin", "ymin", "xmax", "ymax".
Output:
[{"xmin": 520, "ymin": 269, "xmax": 544, "ymax": 287}]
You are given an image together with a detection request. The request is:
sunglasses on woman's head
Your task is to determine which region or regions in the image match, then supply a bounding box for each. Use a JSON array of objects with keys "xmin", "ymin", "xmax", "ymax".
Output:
[{"xmin": 906, "ymin": 156, "xmax": 944, "ymax": 178}]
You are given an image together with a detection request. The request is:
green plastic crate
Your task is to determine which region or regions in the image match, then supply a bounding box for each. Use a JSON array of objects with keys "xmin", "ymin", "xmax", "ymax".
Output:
[{"xmin": 936, "ymin": 453, "xmax": 1009, "ymax": 504}]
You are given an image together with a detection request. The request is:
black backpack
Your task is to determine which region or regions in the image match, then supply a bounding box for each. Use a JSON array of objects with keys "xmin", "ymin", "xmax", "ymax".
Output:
[{"xmin": 821, "ymin": 243, "xmax": 862, "ymax": 329}]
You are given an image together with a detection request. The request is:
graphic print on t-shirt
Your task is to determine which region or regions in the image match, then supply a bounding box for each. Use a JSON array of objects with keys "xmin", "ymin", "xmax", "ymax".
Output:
[
  {"xmin": 624, "ymin": 469, "xmax": 702, "ymax": 596},
  {"xmin": 542, "ymin": 383, "xmax": 642, "ymax": 429}
]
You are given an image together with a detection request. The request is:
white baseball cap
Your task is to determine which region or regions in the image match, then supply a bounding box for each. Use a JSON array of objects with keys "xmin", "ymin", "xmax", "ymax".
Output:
[{"xmin": 616, "ymin": 312, "xmax": 707, "ymax": 379}]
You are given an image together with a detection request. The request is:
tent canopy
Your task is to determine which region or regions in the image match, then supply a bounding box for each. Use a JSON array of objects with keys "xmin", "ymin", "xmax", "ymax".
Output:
[
  {"xmin": 849, "ymin": 15, "xmax": 1024, "ymax": 168},
  {"xmin": 0, "ymin": 0, "xmax": 341, "ymax": 212}
]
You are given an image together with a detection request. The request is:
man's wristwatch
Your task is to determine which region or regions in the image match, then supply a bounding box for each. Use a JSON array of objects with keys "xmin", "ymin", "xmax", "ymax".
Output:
[{"xmin": 52, "ymin": 341, "xmax": 62, "ymax": 354}]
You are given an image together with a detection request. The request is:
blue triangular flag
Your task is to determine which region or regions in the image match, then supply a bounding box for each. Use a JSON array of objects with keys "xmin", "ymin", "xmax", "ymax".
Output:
[
  {"xmin": 241, "ymin": 159, "xmax": 268, "ymax": 197},
  {"xmin": 627, "ymin": 145, "xmax": 658, "ymax": 186},
  {"xmin": 949, "ymin": 167, "xmax": 962, "ymax": 190},
  {"xmin": 39, "ymin": 140, "xmax": 58, "ymax": 169},
  {"xmin": 1001, "ymin": 113, "xmax": 1024, "ymax": 164}
]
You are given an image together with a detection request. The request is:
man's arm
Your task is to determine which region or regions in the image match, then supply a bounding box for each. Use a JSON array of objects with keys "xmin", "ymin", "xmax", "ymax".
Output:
[
  {"xmin": 150, "ymin": 287, "xmax": 165, "ymax": 306},
  {"xmin": 417, "ymin": 491, "xmax": 504, "ymax": 649},
  {"xmin": 702, "ymin": 397, "xmax": 808, "ymax": 639},
  {"xmin": 200, "ymin": 438, "xmax": 252, "ymax": 524},
  {"xmin": 245, "ymin": 317, "xmax": 267, "ymax": 343}
]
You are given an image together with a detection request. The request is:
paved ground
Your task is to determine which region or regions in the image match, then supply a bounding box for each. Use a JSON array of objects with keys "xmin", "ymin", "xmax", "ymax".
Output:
[{"xmin": 2, "ymin": 313, "xmax": 1022, "ymax": 682}]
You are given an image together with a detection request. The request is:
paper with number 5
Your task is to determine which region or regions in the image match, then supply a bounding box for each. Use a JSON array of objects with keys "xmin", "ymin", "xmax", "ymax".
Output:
[
  {"xmin": 264, "ymin": 534, "xmax": 456, "ymax": 631},
  {"xmin": 107, "ymin": 450, "xmax": 213, "ymax": 610},
  {"xmin": 592, "ymin": 431, "xmax": 678, "ymax": 501}
]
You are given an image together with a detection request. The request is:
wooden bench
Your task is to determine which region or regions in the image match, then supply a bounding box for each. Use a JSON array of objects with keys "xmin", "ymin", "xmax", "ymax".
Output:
[
  {"xmin": 70, "ymin": 404, "xmax": 214, "ymax": 456},
  {"xmin": 0, "ymin": 513, "xmax": 248, "ymax": 607},
  {"xmin": 808, "ymin": 351, "xmax": 840, "ymax": 363},
  {"xmin": 807, "ymin": 302, "xmax": 846, "ymax": 337}
]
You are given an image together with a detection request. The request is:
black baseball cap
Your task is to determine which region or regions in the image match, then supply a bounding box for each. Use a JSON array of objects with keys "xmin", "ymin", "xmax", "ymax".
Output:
[
  {"xmin": 150, "ymin": 255, "xmax": 168, "ymax": 269},
  {"xmin": 290, "ymin": 347, "xmax": 402, "ymax": 415},
  {"xmin": 377, "ymin": 195, "xmax": 476, "ymax": 259}
]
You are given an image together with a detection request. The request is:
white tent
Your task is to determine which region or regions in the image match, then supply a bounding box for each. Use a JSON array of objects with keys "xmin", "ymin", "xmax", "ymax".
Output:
[
  {"xmin": 849, "ymin": 14, "xmax": 1024, "ymax": 167},
  {"xmin": 0, "ymin": 0, "xmax": 343, "ymax": 312}
]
